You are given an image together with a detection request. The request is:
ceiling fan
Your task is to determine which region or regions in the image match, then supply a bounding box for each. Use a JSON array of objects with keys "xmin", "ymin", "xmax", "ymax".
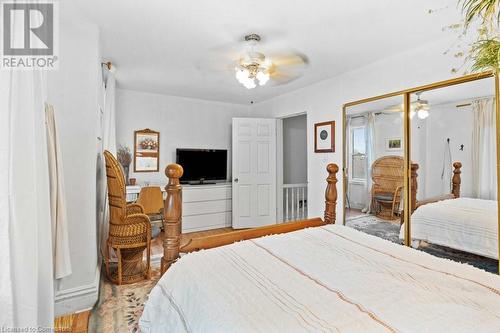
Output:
[
  {"xmin": 383, "ymin": 92, "xmax": 430, "ymax": 119},
  {"xmin": 411, "ymin": 92, "xmax": 430, "ymax": 119},
  {"xmin": 206, "ymin": 33, "xmax": 309, "ymax": 89}
]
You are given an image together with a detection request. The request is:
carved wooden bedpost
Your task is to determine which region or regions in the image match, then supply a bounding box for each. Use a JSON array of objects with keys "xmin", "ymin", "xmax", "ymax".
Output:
[
  {"xmin": 324, "ymin": 163, "xmax": 339, "ymax": 224},
  {"xmin": 161, "ymin": 164, "xmax": 183, "ymax": 275},
  {"xmin": 410, "ymin": 163, "xmax": 419, "ymax": 213},
  {"xmin": 452, "ymin": 162, "xmax": 462, "ymax": 198}
]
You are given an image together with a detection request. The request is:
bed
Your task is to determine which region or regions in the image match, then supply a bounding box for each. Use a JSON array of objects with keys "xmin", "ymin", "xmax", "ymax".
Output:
[
  {"xmin": 140, "ymin": 163, "xmax": 500, "ymax": 332},
  {"xmin": 399, "ymin": 161, "xmax": 499, "ymax": 259},
  {"xmin": 400, "ymin": 197, "xmax": 498, "ymax": 259}
]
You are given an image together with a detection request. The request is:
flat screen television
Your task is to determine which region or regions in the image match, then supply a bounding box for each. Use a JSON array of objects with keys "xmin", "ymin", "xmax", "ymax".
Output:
[{"xmin": 176, "ymin": 149, "xmax": 227, "ymax": 184}]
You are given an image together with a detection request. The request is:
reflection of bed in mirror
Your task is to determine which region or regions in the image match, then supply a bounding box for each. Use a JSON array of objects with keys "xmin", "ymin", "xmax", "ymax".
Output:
[{"xmin": 399, "ymin": 161, "xmax": 499, "ymax": 259}]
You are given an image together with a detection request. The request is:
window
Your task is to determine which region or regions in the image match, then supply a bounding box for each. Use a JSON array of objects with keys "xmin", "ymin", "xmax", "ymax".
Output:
[{"xmin": 351, "ymin": 127, "xmax": 366, "ymax": 181}]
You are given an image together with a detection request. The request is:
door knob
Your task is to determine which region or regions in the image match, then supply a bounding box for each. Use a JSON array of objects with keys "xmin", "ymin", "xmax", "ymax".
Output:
[{"xmin": 234, "ymin": 178, "xmax": 239, "ymax": 183}]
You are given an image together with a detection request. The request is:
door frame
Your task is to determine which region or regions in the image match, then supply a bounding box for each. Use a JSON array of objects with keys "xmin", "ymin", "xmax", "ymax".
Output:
[{"xmin": 276, "ymin": 111, "xmax": 308, "ymax": 223}]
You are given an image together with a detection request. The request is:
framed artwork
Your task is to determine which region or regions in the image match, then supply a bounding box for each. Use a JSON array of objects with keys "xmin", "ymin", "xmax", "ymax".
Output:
[
  {"xmin": 134, "ymin": 128, "xmax": 160, "ymax": 172},
  {"xmin": 314, "ymin": 121, "xmax": 335, "ymax": 153},
  {"xmin": 386, "ymin": 137, "xmax": 402, "ymax": 151}
]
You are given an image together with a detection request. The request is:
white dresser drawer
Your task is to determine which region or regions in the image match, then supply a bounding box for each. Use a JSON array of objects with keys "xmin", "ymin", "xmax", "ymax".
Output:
[
  {"xmin": 182, "ymin": 212, "xmax": 232, "ymax": 232},
  {"xmin": 183, "ymin": 185, "xmax": 232, "ymax": 202},
  {"xmin": 183, "ymin": 199, "xmax": 231, "ymax": 216}
]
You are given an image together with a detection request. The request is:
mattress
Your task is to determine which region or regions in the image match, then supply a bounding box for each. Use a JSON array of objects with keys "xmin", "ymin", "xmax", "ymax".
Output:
[
  {"xmin": 141, "ymin": 224, "xmax": 500, "ymax": 333},
  {"xmin": 399, "ymin": 198, "xmax": 498, "ymax": 259}
]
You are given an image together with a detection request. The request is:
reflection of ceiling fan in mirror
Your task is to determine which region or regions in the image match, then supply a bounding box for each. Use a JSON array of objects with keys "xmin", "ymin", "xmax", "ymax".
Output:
[
  {"xmin": 411, "ymin": 92, "xmax": 430, "ymax": 119},
  {"xmin": 206, "ymin": 33, "xmax": 309, "ymax": 89},
  {"xmin": 383, "ymin": 92, "xmax": 430, "ymax": 119}
]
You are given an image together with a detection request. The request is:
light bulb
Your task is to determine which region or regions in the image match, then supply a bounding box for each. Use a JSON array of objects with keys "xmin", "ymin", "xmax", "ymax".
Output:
[
  {"xmin": 243, "ymin": 78, "xmax": 256, "ymax": 89},
  {"xmin": 235, "ymin": 69, "xmax": 250, "ymax": 84},
  {"xmin": 256, "ymin": 71, "xmax": 270, "ymax": 86},
  {"xmin": 417, "ymin": 109, "xmax": 429, "ymax": 119}
]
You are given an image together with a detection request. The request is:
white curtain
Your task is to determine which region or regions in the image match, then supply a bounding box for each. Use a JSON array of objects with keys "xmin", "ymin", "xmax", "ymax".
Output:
[
  {"xmin": 0, "ymin": 70, "xmax": 54, "ymax": 328},
  {"xmin": 472, "ymin": 98, "xmax": 497, "ymax": 200},
  {"xmin": 45, "ymin": 104, "xmax": 72, "ymax": 279},
  {"xmin": 363, "ymin": 113, "xmax": 376, "ymax": 212},
  {"xmin": 0, "ymin": 3, "xmax": 54, "ymax": 327},
  {"xmin": 99, "ymin": 71, "xmax": 117, "ymax": 257}
]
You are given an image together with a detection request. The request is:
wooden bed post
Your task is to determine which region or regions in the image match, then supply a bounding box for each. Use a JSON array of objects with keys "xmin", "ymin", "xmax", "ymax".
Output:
[
  {"xmin": 161, "ymin": 164, "xmax": 183, "ymax": 275},
  {"xmin": 452, "ymin": 162, "xmax": 462, "ymax": 198},
  {"xmin": 410, "ymin": 163, "xmax": 419, "ymax": 213},
  {"xmin": 324, "ymin": 163, "xmax": 339, "ymax": 224}
]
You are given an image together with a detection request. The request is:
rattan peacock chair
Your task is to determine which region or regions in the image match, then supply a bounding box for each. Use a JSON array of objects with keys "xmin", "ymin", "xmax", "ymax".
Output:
[
  {"xmin": 103, "ymin": 150, "xmax": 151, "ymax": 285},
  {"xmin": 371, "ymin": 156, "xmax": 404, "ymax": 220}
]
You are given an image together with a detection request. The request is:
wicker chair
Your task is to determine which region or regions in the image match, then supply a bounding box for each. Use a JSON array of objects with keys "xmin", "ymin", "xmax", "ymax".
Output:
[
  {"xmin": 371, "ymin": 156, "xmax": 404, "ymax": 220},
  {"xmin": 104, "ymin": 150, "xmax": 151, "ymax": 285}
]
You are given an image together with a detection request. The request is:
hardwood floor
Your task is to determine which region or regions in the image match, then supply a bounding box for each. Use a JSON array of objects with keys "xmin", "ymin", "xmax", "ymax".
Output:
[
  {"xmin": 54, "ymin": 311, "xmax": 90, "ymax": 333},
  {"xmin": 345, "ymin": 208, "xmax": 365, "ymax": 219},
  {"xmin": 150, "ymin": 227, "xmax": 235, "ymax": 257}
]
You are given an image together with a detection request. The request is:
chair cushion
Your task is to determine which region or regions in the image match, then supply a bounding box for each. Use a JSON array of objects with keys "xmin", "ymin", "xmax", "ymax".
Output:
[{"xmin": 374, "ymin": 194, "xmax": 394, "ymax": 202}]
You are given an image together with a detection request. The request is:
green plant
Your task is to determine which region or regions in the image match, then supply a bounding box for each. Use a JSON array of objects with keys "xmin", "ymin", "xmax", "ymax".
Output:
[
  {"xmin": 462, "ymin": 0, "xmax": 499, "ymax": 27},
  {"xmin": 460, "ymin": 0, "xmax": 499, "ymax": 71}
]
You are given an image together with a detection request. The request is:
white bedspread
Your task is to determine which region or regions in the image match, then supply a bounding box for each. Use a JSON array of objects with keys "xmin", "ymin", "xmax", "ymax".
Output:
[
  {"xmin": 140, "ymin": 225, "xmax": 500, "ymax": 333},
  {"xmin": 399, "ymin": 198, "xmax": 498, "ymax": 259}
]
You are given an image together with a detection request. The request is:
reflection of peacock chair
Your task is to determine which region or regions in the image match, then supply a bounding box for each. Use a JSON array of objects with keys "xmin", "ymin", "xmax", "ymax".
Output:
[
  {"xmin": 104, "ymin": 150, "xmax": 151, "ymax": 285},
  {"xmin": 371, "ymin": 156, "xmax": 404, "ymax": 220}
]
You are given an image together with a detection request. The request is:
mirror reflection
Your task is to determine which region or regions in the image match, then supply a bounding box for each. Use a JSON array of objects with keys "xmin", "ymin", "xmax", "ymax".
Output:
[
  {"xmin": 345, "ymin": 95, "xmax": 406, "ymax": 244},
  {"xmin": 404, "ymin": 77, "xmax": 498, "ymax": 273}
]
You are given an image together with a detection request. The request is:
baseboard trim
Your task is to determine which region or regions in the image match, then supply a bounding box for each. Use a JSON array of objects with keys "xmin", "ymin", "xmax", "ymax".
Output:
[{"xmin": 54, "ymin": 265, "xmax": 100, "ymax": 317}]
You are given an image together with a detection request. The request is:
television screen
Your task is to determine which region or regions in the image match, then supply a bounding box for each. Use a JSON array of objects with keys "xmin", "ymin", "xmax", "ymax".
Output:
[{"xmin": 176, "ymin": 149, "xmax": 227, "ymax": 183}]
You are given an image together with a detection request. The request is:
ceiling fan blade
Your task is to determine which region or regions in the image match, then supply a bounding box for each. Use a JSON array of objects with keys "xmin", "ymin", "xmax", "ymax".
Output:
[
  {"xmin": 267, "ymin": 52, "xmax": 309, "ymax": 68},
  {"xmin": 269, "ymin": 70, "xmax": 300, "ymax": 85}
]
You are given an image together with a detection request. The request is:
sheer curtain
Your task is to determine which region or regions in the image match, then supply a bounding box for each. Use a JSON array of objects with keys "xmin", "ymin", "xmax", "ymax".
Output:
[
  {"xmin": 363, "ymin": 113, "xmax": 376, "ymax": 212},
  {"xmin": 99, "ymin": 70, "xmax": 117, "ymax": 257},
  {"xmin": 0, "ymin": 70, "xmax": 54, "ymax": 328},
  {"xmin": 0, "ymin": 4, "xmax": 54, "ymax": 326},
  {"xmin": 471, "ymin": 97, "xmax": 497, "ymax": 200},
  {"xmin": 45, "ymin": 104, "xmax": 72, "ymax": 279}
]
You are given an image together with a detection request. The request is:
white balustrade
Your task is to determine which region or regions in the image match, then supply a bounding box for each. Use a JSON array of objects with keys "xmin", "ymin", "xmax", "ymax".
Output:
[{"xmin": 282, "ymin": 183, "xmax": 308, "ymax": 222}]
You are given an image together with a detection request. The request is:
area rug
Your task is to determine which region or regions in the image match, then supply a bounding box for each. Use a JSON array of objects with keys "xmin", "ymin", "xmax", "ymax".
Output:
[
  {"xmin": 88, "ymin": 267, "xmax": 161, "ymax": 333},
  {"xmin": 346, "ymin": 214, "xmax": 498, "ymax": 274}
]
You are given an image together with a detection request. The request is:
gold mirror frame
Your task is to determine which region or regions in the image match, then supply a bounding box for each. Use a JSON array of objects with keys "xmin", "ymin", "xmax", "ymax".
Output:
[{"xmin": 342, "ymin": 71, "xmax": 500, "ymax": 273}]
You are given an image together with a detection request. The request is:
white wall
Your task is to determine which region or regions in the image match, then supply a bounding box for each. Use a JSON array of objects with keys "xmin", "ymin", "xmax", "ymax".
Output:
[
  {"xmin": 252, "ymin": 35, "xmax": 471, "ymax": 222},
  {"xmin": 283, "ymin": 115, "xmax": 307, "ymax": 184},
  {"xmin": 116, "ymin": 89, "xmax": 251, "ymax": 185},
  {"xmin": 47, "ymin": 17, "xmax": 101, "ymax": 315},
  {"xmin": 422, "ymin": 104, "xmax": 474, "ymax": 198}
]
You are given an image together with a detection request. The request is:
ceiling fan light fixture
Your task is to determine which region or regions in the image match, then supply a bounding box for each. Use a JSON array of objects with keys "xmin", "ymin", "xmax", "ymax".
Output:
[
  {"xmin": 417, "ymin": 109, "xmax": 429, "ymax": 119},
  {"xmin": 256, "ymin": 71, "xmax": 270, "ymax": 86}
]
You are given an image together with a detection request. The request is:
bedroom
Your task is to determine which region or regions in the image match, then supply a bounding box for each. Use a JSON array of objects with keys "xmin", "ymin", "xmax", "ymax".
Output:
[{"xmin": 1, "ymin": 0, "xmax": 500, "ymax": 332}]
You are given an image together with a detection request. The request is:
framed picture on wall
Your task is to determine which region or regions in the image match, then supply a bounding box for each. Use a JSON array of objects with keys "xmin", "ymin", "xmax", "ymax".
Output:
[
  {"xmin": 134, "ymin": 128, "xmax": 160, "ymax": 172},
  {"xmin": 386, "ymin": 137, "xmax": 402, "ymax": 151},
  {"xmin": 314, "ymin": 121, "xmax": 335, "ymax": 153}
]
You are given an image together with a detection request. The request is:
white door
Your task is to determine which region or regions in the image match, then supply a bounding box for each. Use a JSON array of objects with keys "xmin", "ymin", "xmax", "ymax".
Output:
[{"xmin": 232, "ymin": 118, "xmax": 276, "ymax": 228}]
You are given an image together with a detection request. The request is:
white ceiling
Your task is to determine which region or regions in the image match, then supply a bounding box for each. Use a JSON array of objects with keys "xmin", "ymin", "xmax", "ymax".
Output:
[{"xmin": 70, "ymin": 0, "xmax": 462, "ymax": 105}]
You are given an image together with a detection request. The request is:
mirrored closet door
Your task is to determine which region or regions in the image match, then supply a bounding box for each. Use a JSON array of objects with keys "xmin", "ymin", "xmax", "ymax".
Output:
[
  {"xmin": 344, "ymin": 95, "xmax": 408, "ymax": 245},
  {"xmin": 407, "ymin": 75, "xmax": 499, "ymax": 274}
]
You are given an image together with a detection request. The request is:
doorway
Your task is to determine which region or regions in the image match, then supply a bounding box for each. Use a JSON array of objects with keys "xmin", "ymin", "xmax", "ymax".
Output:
[{"xmin": 278, "ymin": 113, "xmax": 308, "ymax": 222}]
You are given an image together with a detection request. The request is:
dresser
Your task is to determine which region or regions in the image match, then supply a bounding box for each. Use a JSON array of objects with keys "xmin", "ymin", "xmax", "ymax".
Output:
[
  {"xmin": 126, "ymin": 182, "xmax": 232, "ymax": 232},
  {"xmin": 182, "ymin": 183, "xmax": 232, "ymax": 232}
]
